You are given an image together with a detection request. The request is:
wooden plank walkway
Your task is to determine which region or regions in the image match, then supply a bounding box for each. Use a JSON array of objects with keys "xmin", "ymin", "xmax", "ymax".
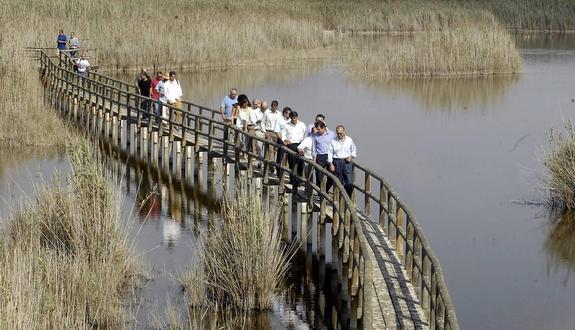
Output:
[{"xmin": 37, "ymin": 50, "xmax": 458, "ymax": 329}]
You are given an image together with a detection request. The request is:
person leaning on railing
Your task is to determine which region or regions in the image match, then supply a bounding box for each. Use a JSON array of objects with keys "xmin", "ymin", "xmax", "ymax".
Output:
[
  {"xmin": 328, "ymin": 125, "xmax": 357, "ymax": 197},
  {"xmin": 68, "ymin": 32, "xmax": 80, "ymax": 58}
]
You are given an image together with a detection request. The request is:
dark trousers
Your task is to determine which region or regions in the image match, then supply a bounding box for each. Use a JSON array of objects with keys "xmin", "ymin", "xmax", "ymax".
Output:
[
  {"xmin": 287, "ymin": 143, "xmax": 302, "ymax": 187},
  {"xmin": 333, "ymin": 158, "xmax": 354, "ymax": 197},
  {"xmin": 315, "ymin": 154, "xmax": 333, "ymax": 192},
  {"xmin": 276, "ymin": 138, "xmax": 285, "ymax": 164}
]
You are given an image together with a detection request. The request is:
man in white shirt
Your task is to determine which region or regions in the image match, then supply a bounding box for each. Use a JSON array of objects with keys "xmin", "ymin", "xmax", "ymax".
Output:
[
  {"xmin": 249, "ymin": 99, "xmax": 266, "ymax": 159},
  {"xmin": 163, "ymin": 71, "xmax": 183, "ymax": 123},
  {"xmin": 328, "ymin": 125, "xmax": 358, "ymax": 197},
  {"xmin": 76, "ymin": 53, "xmax": 90, "ymax": 80},
  {"xmin": 282, "ymin": 111, "xmax": 306, "ymax": 188},
  {"xmin": 260, "ymin": 100, "xmax": 282, "ymax": 165}
]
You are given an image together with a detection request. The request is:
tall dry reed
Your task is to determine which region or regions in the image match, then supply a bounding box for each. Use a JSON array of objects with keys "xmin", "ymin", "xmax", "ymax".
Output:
[
  {"xmin": 542, "ymin": 122, "xmax": 575, "ymax": 210},
  {"xmin": 181, "ymin": 184, "xmax": 295, "ymax": 312},
  {"xmin": 345, "ymin": 19, "xmax": 522, "ymax": 77},
  {"xmin": 0, "ymin": 142, "xmax": 140, "ymax": 328}
]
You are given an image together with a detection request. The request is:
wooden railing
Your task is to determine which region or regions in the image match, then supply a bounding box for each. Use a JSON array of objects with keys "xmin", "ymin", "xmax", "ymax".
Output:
[{"xmin": 38, "ymin": 49, "xmax": 458, "ymax": 329}]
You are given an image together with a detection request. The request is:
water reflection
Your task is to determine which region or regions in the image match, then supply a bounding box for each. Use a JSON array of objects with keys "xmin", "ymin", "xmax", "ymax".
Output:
[
  {"xmin": 546, "ymin": 212, "xmax": 575, "ymax": 285},
  {"xmin": 516, "ymin": 33, "xmax": 575, "ymax": 51},
  {"xmin": 355, "ymin": 75, "xmax": 519, "ymax": 113}
]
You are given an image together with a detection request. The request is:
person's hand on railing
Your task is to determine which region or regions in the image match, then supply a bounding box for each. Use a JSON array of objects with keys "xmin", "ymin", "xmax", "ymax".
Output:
[{"xmin": 329, "ymin": 164, "xmax": 335, "ymax": 172}]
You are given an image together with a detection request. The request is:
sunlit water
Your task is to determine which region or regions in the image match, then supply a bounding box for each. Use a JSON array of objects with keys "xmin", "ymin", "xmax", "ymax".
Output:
[{"xmin": 1, "ymin": 33, "xmax": 575, "ymax": 329}]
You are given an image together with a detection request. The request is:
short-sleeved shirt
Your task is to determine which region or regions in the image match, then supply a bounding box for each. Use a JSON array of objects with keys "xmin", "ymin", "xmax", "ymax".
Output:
[
  {"xmin": 221, "ymin": 95, "xmax": 237, "ymax": 119},
  {"xmin": 57, "ymin": 34, "xmax": 67, "ymax": 50}
]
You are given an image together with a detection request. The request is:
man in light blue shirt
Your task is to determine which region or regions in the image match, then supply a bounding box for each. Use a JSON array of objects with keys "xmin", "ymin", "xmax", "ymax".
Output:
[
  {"xmin": 219, "ymin": 88, "xmax": 238, "ymax": 123},
  {"xmin": 312, "ymin": 121, "xmax": 336, "ymax": 191}
]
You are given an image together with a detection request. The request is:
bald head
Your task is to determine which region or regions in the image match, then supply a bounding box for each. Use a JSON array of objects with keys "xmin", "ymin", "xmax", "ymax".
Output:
[{"xmin": 261, "ymin": 101, "xmax": 268, "ymax": 111}]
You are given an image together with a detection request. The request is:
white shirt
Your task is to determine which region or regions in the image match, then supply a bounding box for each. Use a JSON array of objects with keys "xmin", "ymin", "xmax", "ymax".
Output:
[
  {"xmin": 249, "ymin": 107, "xmax": 265, "ymax": 131},
  {"xmin": 328, "ymin": 136, "xmax": 357, "ymax": 163},
  {"xmin": 163, "ymin": 79, "xmax": 182, "ymax": 103},
  {"xmin": 236, "ymin": 108, "xmax": 251, "ymax": 129},
  {"xmin": 281, "ymin": 120, "xmax": 306, "ymax": 144},
  {"xmin": 261, "ymin": 110, "xmax": 282, "ymax": 132},
  {"xmin": 76, "ymin": 58, "xmax": 89, "ymax": 72},
  {"xmin": 297, "ymin": 136, "xmax": 313, "ymax": 160}
]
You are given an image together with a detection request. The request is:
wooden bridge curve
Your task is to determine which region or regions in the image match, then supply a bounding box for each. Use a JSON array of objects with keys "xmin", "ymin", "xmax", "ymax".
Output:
[{"xmin": 35, "ymin": 50, "xmax": 459, "ymax": 330}]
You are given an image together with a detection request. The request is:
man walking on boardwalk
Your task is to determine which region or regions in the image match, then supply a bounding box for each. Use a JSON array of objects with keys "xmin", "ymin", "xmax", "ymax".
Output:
[
  {"xmin": 282, "ymin": 111, "xmax": 306, "ymax": 189},
  {"xmin": 312, "ymin": 121, "xmax": 336, "ymax": 192},
  {"xmin": 220, "ymin": 88, "xmax": 238, "ymax": 124},
  {"xmin": 328, "ymin": 125, "xmax": 357, "ymax": 197},
  {"xmin": 261, "ymin": 100, "xmax": 282, "ymax": 169}
]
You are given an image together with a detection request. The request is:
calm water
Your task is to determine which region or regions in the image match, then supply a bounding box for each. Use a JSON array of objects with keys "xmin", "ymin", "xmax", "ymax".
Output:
[
  {"xmin": 119, "ymin": 34, "xmax": 574, "ymax": 329},
  {"xmin": 1, "ymin": 33, "xmax": 574, "ymax": 329}
]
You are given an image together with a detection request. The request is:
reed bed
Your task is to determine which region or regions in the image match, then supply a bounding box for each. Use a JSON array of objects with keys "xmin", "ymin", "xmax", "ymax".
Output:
[
  {"xmin": 542, "ymin": 122, "xmax": 575, "ymax": 210},
  {"xmin": 181, "ymin": 185, "xmax": 295, "ymax": 312},
  {"xmin": 345, "ymin": 19, "xmax": 522, "ymax": 77},
  {"xmin": 0, "ymin": 143, "xmax": 140, "ymax": 328}
]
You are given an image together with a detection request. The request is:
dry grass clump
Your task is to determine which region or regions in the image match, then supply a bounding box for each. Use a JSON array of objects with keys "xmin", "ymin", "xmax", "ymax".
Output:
[
  {"xmin": 0, "ymin": 143, "xmax": 140, "ymax": 328},
  {"xmin": 345, "ymin": 19, "xmax": 522, "ymax": 77},
  {"xmin": 543, "ymin": 122, "xmax": 575, "ymax": 210},
  {"xmin": 181, "ymin": 185, "xmax": 295, "ymax": 312}
]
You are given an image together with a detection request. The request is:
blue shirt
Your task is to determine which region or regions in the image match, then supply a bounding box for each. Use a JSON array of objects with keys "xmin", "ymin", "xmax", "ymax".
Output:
[
  {"xmin": 57, "ymin": 34, "xmax": 67, "ymax": 50},
  {"xmin": 312, "ymin": 129, "xmax": 336, "ymax": 156},
  {"xmin": 221, "ymin": 95, "xmax": 237, "ymax": 119}
]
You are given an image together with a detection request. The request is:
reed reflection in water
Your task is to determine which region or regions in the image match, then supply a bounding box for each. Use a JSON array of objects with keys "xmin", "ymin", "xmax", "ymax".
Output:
[
  {"xmin": 356, "ymin": 75, "xmax": 519, "ymax": 113},
  {"xmin": 545, "ymin": 212, "xmax": 575, "ymax": 286}
]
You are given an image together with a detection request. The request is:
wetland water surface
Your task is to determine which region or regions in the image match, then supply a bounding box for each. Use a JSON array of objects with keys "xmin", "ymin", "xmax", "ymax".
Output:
[
  {"xmin": 116, "ymin": 33, "xmax": 575, "ymax": 329},
  {"xmin": 1, "ymin": 33, "xmax": 574, "ymax": 329}
]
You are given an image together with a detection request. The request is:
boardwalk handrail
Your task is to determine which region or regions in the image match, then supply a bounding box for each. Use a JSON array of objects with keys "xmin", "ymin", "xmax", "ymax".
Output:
[{"xmin": 37, "ymin": 49, "xmax": 458, "ymax": 329}]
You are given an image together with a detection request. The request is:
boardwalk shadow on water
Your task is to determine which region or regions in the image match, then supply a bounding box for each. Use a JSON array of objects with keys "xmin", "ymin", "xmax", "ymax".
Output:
[{"xmin": 96, "ymin": 134, "xmax": 354, "ymax": 328}]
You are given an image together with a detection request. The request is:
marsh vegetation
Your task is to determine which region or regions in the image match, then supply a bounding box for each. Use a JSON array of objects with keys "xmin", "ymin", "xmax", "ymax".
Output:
[
  {"xmin": 181, "ymin": 185, "xmax": 295, "ymax": 312},
  {"xmin": 0, "ymin": 143, "xmax": 140, "ymax": 328}
]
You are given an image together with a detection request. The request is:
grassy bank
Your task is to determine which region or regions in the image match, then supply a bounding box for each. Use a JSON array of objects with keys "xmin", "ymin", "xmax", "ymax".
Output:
[
  {"xmin": 181, "ymin": 185, "xmax": 294, "ymax": 312},
  {"xmin": 543, "ymin": 122, "xmax": 575, "ymax": 210},
  {"xmin": 0, "ymin": 143, "xmax": 140, "ymax": 328}
]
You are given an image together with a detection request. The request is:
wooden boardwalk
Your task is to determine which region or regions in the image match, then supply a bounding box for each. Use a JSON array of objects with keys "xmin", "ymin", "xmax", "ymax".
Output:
[{"xmin": 35, "ymin": 50, "xmax": 458, "ymax": 329}]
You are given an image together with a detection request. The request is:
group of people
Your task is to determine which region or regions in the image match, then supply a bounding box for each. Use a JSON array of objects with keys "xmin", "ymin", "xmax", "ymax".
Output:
[
  {"xmin": 57, "ymin": 30, "xmax": 89, "ymax": 79},
  {"xmin": 135, "ymin": 68, "xmax": 183, "ymax": 122},
  {"xmin": 219, "ymin": 88, "xmax": 358, "ymax": 197}
]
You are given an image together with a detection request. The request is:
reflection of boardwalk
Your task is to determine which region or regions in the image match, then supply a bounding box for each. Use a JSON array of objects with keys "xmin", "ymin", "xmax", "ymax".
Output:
[{"xmin": 35, "ymin": 50, "xmax": 458, "ymax": 329}]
